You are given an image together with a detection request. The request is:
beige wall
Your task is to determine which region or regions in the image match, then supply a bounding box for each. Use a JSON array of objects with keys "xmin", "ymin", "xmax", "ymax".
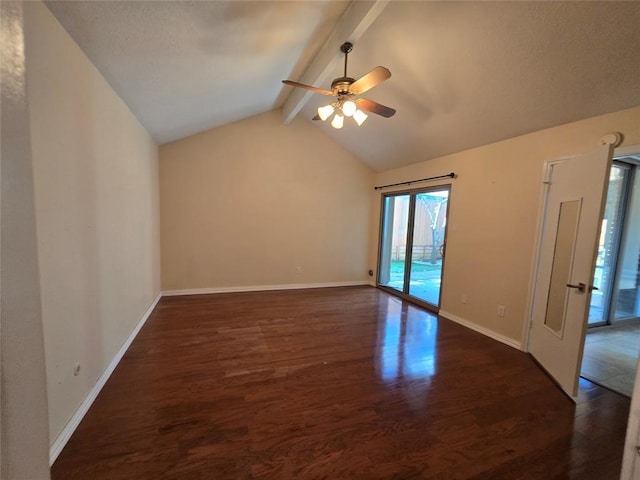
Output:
[
  {"xmin": 1, "ymin": 2, "xmax": 51, "ymax": 478},
  {"xmin": 370, "ymin": 105, "xmax": 640, "ymax": 346},
  {"xmin": 160, "ymin": 110, "xmax": 374, "ymax": 291},
  {"xmin": 25, "ymin": 1, "xmax": 161, "ymax": 448}
]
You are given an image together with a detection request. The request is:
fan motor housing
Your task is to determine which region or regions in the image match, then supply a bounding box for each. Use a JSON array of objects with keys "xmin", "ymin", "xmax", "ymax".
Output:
[{"xmin": 331, "ymin": 77, "xmax": 355, "ymax": 95}]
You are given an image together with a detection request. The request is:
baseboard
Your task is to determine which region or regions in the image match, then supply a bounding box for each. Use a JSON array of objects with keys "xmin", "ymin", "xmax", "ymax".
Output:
[
  {"xmin": 438, "ymin": 310, "xmax": 523, "ymax": 351},
  {"xmin": 49, "ymin": 293, "xmax": 162, "ymax": 465},
  {"xmin": 162, "ymin": 281, "xmax": 370, "ymax": 296}
]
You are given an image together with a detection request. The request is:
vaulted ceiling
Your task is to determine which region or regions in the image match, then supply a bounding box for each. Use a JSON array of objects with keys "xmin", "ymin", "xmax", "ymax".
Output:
[{"xmin": 45, "ymin": 1, "xmax": 640, "ymax": 172}]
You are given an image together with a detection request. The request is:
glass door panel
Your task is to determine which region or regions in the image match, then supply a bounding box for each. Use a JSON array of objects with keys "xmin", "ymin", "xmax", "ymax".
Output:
[
  {"xmin": 612, "ymin": 167, "xmax": 640, "ymax": 321},
  {"xmin": 379, "ymin": 195, "xmax": 410, "ymax": 292},
  {"xmin": 408, "ymin": 190, "xmax": 449, "ymax": 306},
  {"xmin": 588, "ymin": 164, "xmax": 630, "ymax": 325}
]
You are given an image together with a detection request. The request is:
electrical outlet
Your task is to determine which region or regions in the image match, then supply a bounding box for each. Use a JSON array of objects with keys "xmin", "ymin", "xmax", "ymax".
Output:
[
  {"xmin": 497, "ymin": 305, "xmax": 506, "ymax": 317},
  {"xmin": 295, "ymin": 266, "xmax": 302, "ymax": 274},
  {"xmin": 461, "ymin": 294, "xmax": 468, "ymax": 304}
]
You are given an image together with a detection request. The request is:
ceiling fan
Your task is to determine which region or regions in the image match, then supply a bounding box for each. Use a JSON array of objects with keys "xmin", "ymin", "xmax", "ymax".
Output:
[{"xmin": 282, "ymin": 42, "xmax": 396, "ymax": 129}]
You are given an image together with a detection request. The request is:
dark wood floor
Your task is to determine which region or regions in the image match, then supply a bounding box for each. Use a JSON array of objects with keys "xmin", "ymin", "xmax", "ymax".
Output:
[{"xmin": 52, "ymin": 286, "xmax": 630, "ymax": 479}]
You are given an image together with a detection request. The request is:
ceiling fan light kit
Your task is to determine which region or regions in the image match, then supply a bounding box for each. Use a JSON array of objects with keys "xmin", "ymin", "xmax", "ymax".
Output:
[
  {"xmin": 341, "ymin": 99, "xmax": 357, "ymax": 117},
  {"xmin": 317, "ymin": 104, "xmax": 334, "ymax": 121},
  {"xmin": 331, "ymin": 113, "xmax": 345, "ymax": 129},
  {"xmin": 282, "ymin": 42, "xmax": 395, "ymax": 129},
  {"xmin": 353, "ymin": 109, "xmax": 368, "ymax": 126}
]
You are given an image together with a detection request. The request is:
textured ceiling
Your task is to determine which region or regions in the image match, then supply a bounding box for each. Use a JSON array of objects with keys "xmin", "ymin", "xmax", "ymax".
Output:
[
  {"xmin": 44, "ymin": 0, "xmax": 350, "ymax": 143},
  {"xmin": 46, "ymin": 1, "xmax": 640, "ymax": 172},
  {"xmin": 301, "ymin": 1, "xmax": 640, "ymax": 170}
]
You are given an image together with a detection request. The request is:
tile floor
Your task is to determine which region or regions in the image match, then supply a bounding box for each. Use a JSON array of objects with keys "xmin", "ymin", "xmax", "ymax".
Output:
[{"xmin": 581, "ymin": 321, "xmax": 640, "ymax": 397}]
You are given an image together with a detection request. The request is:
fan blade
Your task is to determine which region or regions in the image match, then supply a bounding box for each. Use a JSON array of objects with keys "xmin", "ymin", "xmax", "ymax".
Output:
[
  {"xmin": 356, "ymin": 98, "xmax": 396, "ymax": 118},
  {"xmin": 312, "ymin": 114, "xmax": 321, "ymax": 121},
  {"xmin": 349, "ymin": 66, "xmax": 391, "ymax": 95},
  {"xmin": 282, "ymin": 80, "xmax": 334, "ymax": 96}
]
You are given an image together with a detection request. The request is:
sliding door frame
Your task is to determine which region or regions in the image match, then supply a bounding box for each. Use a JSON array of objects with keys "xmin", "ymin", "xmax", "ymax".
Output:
[
  {"xmin": 609, "ymin": 159, "xmax": 640, "ymax": 324},
  {"xmin": 376, "ymin": 184, "xmax": 452, "ymax": 314},
  {"xmin": 588, "ymin": 157, "xmax": 640, "ymax": 326},
  {"xmin": 588, "ymin": 161, "xmax": 632, "ymax": 327}
]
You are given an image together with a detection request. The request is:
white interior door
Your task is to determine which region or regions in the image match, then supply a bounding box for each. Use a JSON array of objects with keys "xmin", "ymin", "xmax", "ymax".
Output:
[{"xmin": 529, "ymin": 145, "xmax": 613, "ymax": 397}]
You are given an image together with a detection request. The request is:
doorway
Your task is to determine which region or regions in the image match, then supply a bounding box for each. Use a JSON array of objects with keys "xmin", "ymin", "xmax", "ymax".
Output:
[
  {"xmin": 581, "ymin": 153, "xmax": 640, "ymax": 396},
  {"xmin": 377, "ymin": 186, "xmax": 450, "ymax": 311},
  {"xmin": 587, "ymin": 157, "xmax": 640, "ymax": 326}
]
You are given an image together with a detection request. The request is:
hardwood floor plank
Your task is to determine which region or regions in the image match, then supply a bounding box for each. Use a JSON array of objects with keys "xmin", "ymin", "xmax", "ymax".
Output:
[{"xmin": 51, "ymin": 286, "xmax": 630, "ymax": 479}]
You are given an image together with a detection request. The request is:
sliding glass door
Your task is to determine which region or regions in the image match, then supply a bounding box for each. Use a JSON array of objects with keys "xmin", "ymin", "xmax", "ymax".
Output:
[
  {"xmin": 379, "ymin": 194, "xmax": 410, "ymax": 292},
  {"xmin": 588, "ymin": 164, "xmax": 630, "ymax": 325},
  {"xmin": 378, "ymin": 186, "xmax": 450, "ymax": 310},
  {"xmin": 612, "ymin": 164, "xmax": 640, "ymax": 321},
  {"xmin": 588, "ymin": 160, "xmax": 640, "ymax": 325}
]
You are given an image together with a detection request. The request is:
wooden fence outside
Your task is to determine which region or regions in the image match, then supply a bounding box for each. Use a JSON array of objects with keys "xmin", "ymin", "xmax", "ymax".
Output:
[{"xmin": 392, "ymin": 244, "xmax": 441, "ymax": 261}]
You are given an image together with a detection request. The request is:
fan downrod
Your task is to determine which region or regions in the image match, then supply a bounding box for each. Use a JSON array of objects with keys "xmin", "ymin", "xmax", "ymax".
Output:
[{"xmin": 339, "ymin": 42, "xmax": 354, "ymax": 84}]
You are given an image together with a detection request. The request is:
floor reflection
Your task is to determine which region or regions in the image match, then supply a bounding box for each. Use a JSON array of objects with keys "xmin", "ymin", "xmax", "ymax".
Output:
[{"xmin": 377, "ymin": 296, "xmax": 438, "ymax": 383}]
